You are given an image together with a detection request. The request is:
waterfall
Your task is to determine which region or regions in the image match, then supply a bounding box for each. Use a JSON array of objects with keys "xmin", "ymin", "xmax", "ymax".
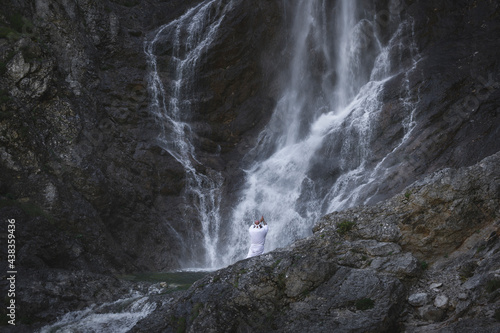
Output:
[
  {"xmin": 36, "ymin": 1, "xmax": 422, "ymax": 331},
  {"xmin": 144, "ymin": 0, "xmax": 233, "ymax": 269},
  {"xmin": 144, "ymin": 0, "xmax": 420, "ymax": 268},
  {"xmin": 221, "ymin": 0, "xmax": 421, "ymax": 264}
]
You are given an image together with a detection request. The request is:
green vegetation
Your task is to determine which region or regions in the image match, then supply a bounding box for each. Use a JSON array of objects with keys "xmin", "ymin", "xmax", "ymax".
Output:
[
  {"xmin": 337, "ymin": 220, "xmax": 355, "ymax": 235},
  {"xmin": 476, "ymin": 244, "xmax": 486, "ymax": 252},
  {"xmin": 494, "ymin": 308, "xmax": 500, "ymax": 322},
  {"xmin": 271, "ymin": 258, "xmax": 282, "ymax": 269},
  {"xmin": 404, "ymin": 191, "xmax": 411, "ymax": 199},
  {"xmin": 0, "ymin": 12, "xmax": 33, "ymax": 40},
  {"xmin": 118, "ymin": 271, "xmax": 208, "ymax": 292},
  {"xmin": 486, "ymin": 279, "xmax": 500, "ymax": 293},
  {"xmin": 458, "ymin": 262, "xmax": 477, "ymax": 282},
  {"xmin": 355, "ymin": 298, "xmax": 375, "ymax": 310},
  {"xmin": 0, "ymin": 27, "xmax": 19, "ymax": 39},
  {"xmin": 233, "ymin": 268, "xmax": 249, "ymax": 288},
  {"xmin": 190, "ymin": 302, "xmax": 204, "ymax": 321},
  {"xmin": 8, "ymin": 13, "xmax": 27, "ymax": 33},
  {"xmin": 0, "ymin": 197, "xmax": 54, "ymax": 223},
  {"xmin": 170, "ymin": 315, "xmax": 186, "ymax": 333},
  {"xmin": 419, "ymin": 260, "xmax": 429, "ymax": 270}
]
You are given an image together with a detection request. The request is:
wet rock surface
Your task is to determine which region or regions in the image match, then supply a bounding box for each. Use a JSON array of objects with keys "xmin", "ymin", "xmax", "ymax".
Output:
[{"xmin": 129, "ymin": 152, "xmax": 500, "ymax": 332}]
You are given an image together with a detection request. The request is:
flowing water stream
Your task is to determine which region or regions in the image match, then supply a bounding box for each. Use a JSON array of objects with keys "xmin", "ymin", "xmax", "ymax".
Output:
[
  {"xmin": 38, "ymin": 295, "xmax": 156, "ymax": 333},
  {"xmin": 144, "ymin": 0, "xmax": 233, "ymax": 268}
]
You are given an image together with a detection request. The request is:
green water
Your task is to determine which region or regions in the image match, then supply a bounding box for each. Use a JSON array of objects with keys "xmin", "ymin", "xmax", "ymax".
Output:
[{"xmin": 118, "ymin": 271, "xmax": 209, "ymax": 291}]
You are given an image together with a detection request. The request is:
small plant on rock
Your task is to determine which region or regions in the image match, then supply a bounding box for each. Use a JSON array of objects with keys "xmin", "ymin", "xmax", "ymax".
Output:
[
  {"xmin": 458, "ymin": 261, "xmax": 477, "ymax": 282},
  {"xmin": 486, "ymin": 279, "xmax": 500, "ymax": 293},
  {"xmin": 419, "ymin": 260, "xmax": 428, "ymax": 270},
  {"xmin": 337, "ymin": 220, "xmax": 355, "ymax": 235},
  {"xmin": 355, "ymin": 298, "xmax": 375, "ymax": 310}
]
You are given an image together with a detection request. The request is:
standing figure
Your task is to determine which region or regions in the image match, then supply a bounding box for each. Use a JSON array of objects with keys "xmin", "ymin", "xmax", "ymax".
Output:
[{"xmin": 246, "ymin": 216, "xmax": 268, "ymax": 258}]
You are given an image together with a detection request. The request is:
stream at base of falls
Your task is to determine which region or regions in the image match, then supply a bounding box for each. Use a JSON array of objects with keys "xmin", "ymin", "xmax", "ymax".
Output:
[{"xmin": 37, "ymin": 271, "xmax": 209, "ymax": 333}]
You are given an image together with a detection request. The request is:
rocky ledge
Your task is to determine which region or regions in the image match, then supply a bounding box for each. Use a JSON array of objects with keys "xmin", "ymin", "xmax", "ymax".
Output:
[{"xmin": 128, "ymin": 151, "xmax": 499, "ymax": 332}]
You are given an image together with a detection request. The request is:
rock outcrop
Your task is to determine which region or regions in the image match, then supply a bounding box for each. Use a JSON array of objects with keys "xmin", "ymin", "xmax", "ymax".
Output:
[{"xmin": 128, "ymin": 152, "xmax": 500, "ymax": 332}]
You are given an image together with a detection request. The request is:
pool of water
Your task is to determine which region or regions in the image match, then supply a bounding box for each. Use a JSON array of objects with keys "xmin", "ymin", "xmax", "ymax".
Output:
[{"xmin": 117, "ymin": 270, "xmax": 210, "ymax": 291}]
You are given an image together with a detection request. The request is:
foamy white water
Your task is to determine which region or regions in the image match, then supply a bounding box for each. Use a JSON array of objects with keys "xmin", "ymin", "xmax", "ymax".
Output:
[
  {"xmin": 221, "ymin": 0, "xmax": 421, "ymax": 264},
  {"xmin": 38, "ymin": 296, "xmax": 156, "ymax": 333}
]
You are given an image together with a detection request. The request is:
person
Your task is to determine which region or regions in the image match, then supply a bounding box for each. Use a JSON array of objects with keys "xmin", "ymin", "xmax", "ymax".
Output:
[{"xmin": 246, "ymin": 216, "xmax": 268, "ymax": 258}]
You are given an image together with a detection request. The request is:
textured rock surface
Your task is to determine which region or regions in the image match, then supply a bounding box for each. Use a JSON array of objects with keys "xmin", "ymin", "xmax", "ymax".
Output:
[
  {"xmin": 0, "ymin": 0, "xmax": 499, "ymax": 275},
  {"xmin": 315, "ymin": 152, "xmax": 500, "ymax": 262},
  {"xmin": 0, "ymin": 0, "xmax": 499, "ymax": 330},
  {"xmin": 128, "ymin": 152, "xmax": 500, "ymax": 332}
]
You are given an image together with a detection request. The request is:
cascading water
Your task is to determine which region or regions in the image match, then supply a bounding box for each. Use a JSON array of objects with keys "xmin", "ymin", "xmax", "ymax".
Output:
[
  {"xmin": 143, "ymin": 0, "xmax": 420, "ymax": 268},
  {"xmin": 221, "ymin": 0, "xmax": 421, "ymax": 265},
  {"xmin": 38, "ymin": 294, "xmax": 157, "ymax": 333},
  {"xmin": 37, "ymin": 1, "xmax": 422, "ymax": 331},
  {"xmin": 144, "ymin": 0, "xmax": 234, "ymax": 269}
]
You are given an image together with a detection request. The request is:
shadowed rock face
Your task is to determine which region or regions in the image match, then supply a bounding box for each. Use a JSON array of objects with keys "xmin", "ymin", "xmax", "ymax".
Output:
[{"xmin": 0, "ymin": 0, "xmax": 284, "ymax": 273}]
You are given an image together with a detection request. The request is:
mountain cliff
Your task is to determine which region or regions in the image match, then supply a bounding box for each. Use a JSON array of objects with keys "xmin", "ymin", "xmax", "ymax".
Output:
[{"xmin": 0, "ymin": 0, "xmax": 499, "ymax": 330}]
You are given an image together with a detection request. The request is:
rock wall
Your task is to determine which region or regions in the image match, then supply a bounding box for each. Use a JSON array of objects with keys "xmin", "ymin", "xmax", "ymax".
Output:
[
  {"xmin": 0, "ymin": 0, "xmax": 499, "ymax": 330},
  {"xmin": 1, "ymin": 0, "xmax": 499, "ymax": 274}
]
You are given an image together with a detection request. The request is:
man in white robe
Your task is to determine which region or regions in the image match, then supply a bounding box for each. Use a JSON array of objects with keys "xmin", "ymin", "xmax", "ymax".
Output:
[{"xmin": 246, "ymin": 216, "xmax": 268, "ymax": 258}]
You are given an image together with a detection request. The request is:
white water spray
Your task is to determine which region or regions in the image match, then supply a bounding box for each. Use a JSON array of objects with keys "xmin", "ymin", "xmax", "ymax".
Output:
[
  {"xmin": 144, "ymin": 0, "xmax": 234, "ymax": 268},
  {"xmin": 38, "ymin": 295, "xmax": 156, "ymax": 333},
  {"xmin": 221, "ymin": 0, "xmax": 421, "ymax": 264}
]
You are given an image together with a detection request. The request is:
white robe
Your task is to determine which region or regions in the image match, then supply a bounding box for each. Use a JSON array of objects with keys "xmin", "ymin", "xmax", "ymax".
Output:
[{"xmin": 246, "ymin": 224, "xmax": 268, "ymax": 258}]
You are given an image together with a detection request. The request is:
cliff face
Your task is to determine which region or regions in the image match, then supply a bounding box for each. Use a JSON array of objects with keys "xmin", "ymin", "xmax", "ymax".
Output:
[
  {"xmin": 1, "ymin": 0, "xmax": 500, "ymax": 329},
  {"xmin": 1, "ymin": 0, "xmax": 499, "ymax": 272},
  {"xmin": 0, "ymin": 0, "xmax": 204, "ymax": 273}
]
